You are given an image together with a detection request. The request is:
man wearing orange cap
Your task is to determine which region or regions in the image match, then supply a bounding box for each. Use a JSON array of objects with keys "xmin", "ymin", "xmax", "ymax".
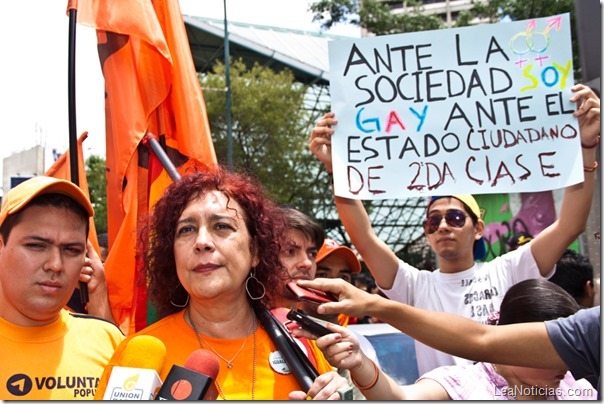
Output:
[
  {"xmin": 0, "ymin": 176, "xmax": 124, "ymax": 399},
  {"xmin": 315, "ymin": 238, "xmax": 361, "ymax": 327},
  {"xmin": 316, "ymin": 238, "xmax": 361, "ymax": 284},
  {"xmin": 308, "ymin": 84, "xmax": 600, "ymax": 375}
]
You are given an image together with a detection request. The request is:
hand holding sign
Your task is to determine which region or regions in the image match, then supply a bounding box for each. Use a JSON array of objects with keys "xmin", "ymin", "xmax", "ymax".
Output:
[
  {"xmin": 309, "ymin": 112, "xmax": 337, "ymax": 174},
  {"xmin": 571, "ymin": 84, "xmax": 601, "ymax": 147},
  {"xmin": 326, "ymin": 13, "xmax": 583, "ymax": 200}
]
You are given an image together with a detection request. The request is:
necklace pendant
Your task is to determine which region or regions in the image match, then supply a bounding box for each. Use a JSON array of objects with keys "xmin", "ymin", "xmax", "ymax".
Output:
[{"xmin": 227, "ymin": 362, "xmax": 233, "ymax": 369}]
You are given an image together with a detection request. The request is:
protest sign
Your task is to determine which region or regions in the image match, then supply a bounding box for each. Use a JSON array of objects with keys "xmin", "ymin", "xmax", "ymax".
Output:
[{"xmin": 328, "ymin": 13, "xmax": 581, "ymax": 200}]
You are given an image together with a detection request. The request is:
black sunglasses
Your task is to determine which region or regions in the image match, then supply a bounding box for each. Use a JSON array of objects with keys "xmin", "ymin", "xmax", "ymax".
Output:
[{"xmin": 423, "ymin": 209, "xmax": 468, "ymax": 234}]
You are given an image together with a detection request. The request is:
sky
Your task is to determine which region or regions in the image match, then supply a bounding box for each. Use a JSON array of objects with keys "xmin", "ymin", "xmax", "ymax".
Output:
[{"xmin": 0, "ymin": 0, "xmax": 359, "ymax": 188}]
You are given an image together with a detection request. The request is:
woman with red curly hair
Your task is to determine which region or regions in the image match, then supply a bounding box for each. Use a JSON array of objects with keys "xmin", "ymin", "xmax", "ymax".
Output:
[{"xmin": 102, "ymin": 167, "xmax": 349, "ymax": 400}]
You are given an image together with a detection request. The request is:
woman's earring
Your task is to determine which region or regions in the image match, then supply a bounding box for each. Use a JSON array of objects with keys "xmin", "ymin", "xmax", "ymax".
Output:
[
  {"xmin": 170, "ymin": 283, "xmax": 190, "ymax": 308},
  {"xmin": 246, "ymin": 268, "xmax": 266, "ymax": 301}
]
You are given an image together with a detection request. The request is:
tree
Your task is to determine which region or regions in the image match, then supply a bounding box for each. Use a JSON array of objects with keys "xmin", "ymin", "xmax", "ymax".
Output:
[
  {"xmin": 200, "ymin": 59, "xmax": 331, "ymax": 214},
  {"xmin": 311, "ymin": 0, "xmax": 582, "ymax": 78},
  {"xmin": 310, "ymin": 0, "xmax": 443, "ymax": 35},
  {"xmin": 86, "ymin": 155, "xmax": 107, "ymax": 234},
  {"xmin": 474, "ymin": 0, "xmax": 576, "ymax": 21},
  {"xmin": 80, "ymin": 61, "xmax": 335, "ymax": 234}
]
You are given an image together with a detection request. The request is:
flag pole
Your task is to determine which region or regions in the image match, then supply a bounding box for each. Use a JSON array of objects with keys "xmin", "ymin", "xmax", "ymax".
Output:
[
  {"xmin": 143, "ymin": 133, "xmax": 182, "ymax": 182},
  {"xmin": 223, "ymin": 0, "xmax": 233, "ymax": 168},
  {"xmin": 67, "ymin": 0, "xmax": 89, "ymax": 306}
]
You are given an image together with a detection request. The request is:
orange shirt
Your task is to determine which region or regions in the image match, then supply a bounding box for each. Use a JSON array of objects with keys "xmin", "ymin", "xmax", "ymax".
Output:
[
  {"xmin": 1, "ymin": 310, "xmax": 124, "ymax": 400},
  {"xmin": 107, "ymin": 310, "xmax": 330, "ymax": 400}
]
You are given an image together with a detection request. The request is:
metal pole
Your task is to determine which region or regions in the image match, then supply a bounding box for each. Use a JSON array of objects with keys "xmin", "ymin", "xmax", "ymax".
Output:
[
  {"xmin": 142, "ymin": 133, "xmax": 182, "ymax": 182},
  {"xmin": 224, "ymin": 0, "xmax": 233, "ymax": 168}
]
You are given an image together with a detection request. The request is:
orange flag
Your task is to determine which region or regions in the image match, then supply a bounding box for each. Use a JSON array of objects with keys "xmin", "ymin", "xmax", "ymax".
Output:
[
  {"xmin": 45, "ymin": 131, "xmax": 100, "ymax": 254},
  {"xmin": 77, "ymin": 0, "xmax": 217, "ymax": 334}
]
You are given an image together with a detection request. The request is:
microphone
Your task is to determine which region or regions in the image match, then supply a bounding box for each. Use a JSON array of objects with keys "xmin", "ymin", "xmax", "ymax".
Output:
[
  {"xmin": 155, "ymin": 349, "xmax": 220, "ymax": 400},
  {"xmin": 95, "ymin": 335, "xmax": 166, "ymax": 400},
  {"xmin": 253, "ymin": 303, "xmax": 319, "ymax": 392}
]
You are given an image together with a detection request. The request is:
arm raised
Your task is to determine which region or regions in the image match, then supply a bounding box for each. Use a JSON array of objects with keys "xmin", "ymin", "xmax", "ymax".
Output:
[
  {"xmin": 530, "ymin": 85, "xmax": 600, "ymax": 276},
  {"xmin": 309, "ymin": 113, "xmax": 400, "ymax": 289}
]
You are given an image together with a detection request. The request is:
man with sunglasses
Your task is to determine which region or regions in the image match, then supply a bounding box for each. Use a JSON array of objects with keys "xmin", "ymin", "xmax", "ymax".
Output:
[{"xmin": 308, "ymin": 84, "xmax": 600, "ymax": 375}]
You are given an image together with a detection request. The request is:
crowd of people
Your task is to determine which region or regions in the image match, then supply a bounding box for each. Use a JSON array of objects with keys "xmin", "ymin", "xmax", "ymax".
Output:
[
  {"xmin": 0, "ymin": 74, "xmax": 600, "ymax": 401},
  {"xmin": 309, "ymin": 84, "xmax": 600, "ymax": 376},
  {"xmin": 294, "ymin": 278, "xmax": 594, "ymax": 400}
]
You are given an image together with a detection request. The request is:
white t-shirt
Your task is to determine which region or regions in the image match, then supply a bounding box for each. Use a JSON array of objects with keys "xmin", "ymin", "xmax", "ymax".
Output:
[
  {"xmin": 353, "ymin": 330, "xmax": 382, "ymax": 369},
  {"xmin": 380, "ymin": 243, "xmax": 553, "ymax": 376}
]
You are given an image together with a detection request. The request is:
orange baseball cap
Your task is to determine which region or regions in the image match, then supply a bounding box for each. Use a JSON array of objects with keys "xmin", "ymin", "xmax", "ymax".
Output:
[
  {"xmin": 0, "ymin": 176, "xmax": 94, "ymax": 228},
  {"xmin": 316, "ymin": 238, "xmax": 361, "ymax": 274}
]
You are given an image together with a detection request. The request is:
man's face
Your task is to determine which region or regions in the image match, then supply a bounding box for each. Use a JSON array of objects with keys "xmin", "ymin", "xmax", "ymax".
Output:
[
  {"xmin": 316, "ymin": 254, "xmax": 353, "ymax": 284},
  {"xmin": 280, "ymin": 229, "xmax": 318, "ymax": 281},
  {"xmin": 0, "ymin": 205, "xmax": 87, "ymax": 326},
  {"xmin": 424, "ymin": 197, "xmax": 480, "ymax": 262}
]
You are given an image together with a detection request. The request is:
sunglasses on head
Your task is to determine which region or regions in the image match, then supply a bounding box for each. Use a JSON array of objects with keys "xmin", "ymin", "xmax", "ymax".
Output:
[{"xmin": 423, "ymin": 209, "xmax": 468, "ymax": 234}]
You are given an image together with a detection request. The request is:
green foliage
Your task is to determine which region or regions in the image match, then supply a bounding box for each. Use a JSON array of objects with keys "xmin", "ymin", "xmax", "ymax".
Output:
[
  {"xmin": 310, "ymin": 0, "xmax": 360, "ymax": 28},
  {"xmin": 364, "ymin": 0, "xmax": 443, "ymax": 34},
  {"xmin": 470, "ymin": 0, "xmax": 505, "ymax": 23},
  {"xmin": 200, "ymin": 59, "xmax": 331, "ymax": 214},
  {"xmin": 85, "ymin": 155, "xmax": 107, "ymax": 233},
  {"xmin": 310, "ymin": 0, "xmax": 443, "ymax": 35},
  {"xmin": 310, "ymin": 0, "xmax": 582, "ymax": 78},
  {"xmin": 451, "ymin": 10, "xmax": 476, "ymax": 28},
  {"xmin": 479, "ymin": 0, "xmax": 575, "ymax": 21}
]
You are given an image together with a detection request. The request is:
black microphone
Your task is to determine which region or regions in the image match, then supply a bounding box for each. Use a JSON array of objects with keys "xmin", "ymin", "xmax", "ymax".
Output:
[
  {"xmin": 155, "ymin": 349, "xmax": 220, "ymax": 400},
  {"xmin": 253, "ymin": 302, "xmax": 319, "ymax": 392}
]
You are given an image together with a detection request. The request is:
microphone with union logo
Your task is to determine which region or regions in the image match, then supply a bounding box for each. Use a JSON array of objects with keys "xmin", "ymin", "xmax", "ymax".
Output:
[{"xmin": 94, "ymin": 335, "xmax": 166, "ymax": 400}]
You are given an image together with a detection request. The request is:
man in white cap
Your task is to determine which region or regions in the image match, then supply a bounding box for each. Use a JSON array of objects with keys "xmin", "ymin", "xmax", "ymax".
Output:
[
  {"xmin": 308, "ymin": 83, "xmax": 600, "ymax": 375},
  {"xmin": 0, "ymin": 176, "xmax": 124, "ymax": 399}
]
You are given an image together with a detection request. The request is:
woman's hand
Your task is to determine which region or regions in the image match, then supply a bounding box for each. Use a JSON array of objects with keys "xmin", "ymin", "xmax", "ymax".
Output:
[
  {"xmin": 309, "ymin": 112, "xmax": 338, "ymax": 174},
  {"xmin": 289, "ymin": 370, "xmax": 352, "ymax": 400},
  {"xmin": 571, "ymin": 84, "xmax": 600, "ymax": 144},
  {"xmin": 292, "ymin": 322, "xmax": 364, "ymax": 371}
]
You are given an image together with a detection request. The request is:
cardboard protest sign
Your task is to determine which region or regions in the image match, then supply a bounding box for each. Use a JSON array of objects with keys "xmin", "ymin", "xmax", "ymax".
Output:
[{"xmin": 328, "ymin": 13, "xmax": 581, "ymax": 200}]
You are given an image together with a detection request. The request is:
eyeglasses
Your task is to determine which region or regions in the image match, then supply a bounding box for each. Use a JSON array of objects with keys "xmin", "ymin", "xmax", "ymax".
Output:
[{"xmin": 423, "ymin": 209, "xmax": 468, "ymax": 234}]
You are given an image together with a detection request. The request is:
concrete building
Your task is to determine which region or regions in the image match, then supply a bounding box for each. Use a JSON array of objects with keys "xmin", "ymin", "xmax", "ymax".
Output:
[{"xmin": 1, "ymin": 146, "xmax": 45, "ymax": 198}]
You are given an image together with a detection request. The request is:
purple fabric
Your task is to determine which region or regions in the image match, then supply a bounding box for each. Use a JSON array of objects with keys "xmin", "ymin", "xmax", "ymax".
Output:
[{"xmin": 420, "ymin": 362, "xmax": 596, "ymax": 400}]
